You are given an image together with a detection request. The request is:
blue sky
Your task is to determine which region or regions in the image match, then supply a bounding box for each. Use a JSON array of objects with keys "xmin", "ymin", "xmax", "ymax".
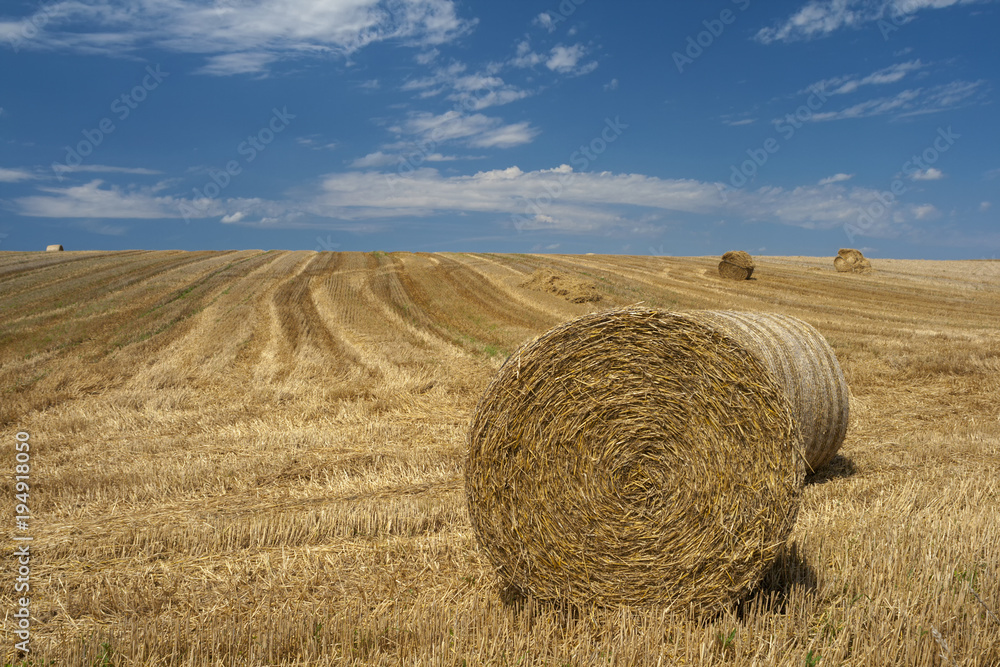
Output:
[{"xmin": 1, "ymin": 0, "xmax": 997, "ymax": 257}]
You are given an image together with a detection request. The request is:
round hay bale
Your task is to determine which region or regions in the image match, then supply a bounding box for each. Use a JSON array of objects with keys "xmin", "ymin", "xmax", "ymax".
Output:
[
  {"xmin": 687, "ymin": 311, "xmax": 849, "ymax": 472},
  {"xmin": 835, "ymin": 248, "xmax": 873, "ymax": 273},
  {"xmin": 466, "ymin": 307, "xmax": 805, "ymax": 610},
  {"xmin": 46, "ymin": 244, "xmax": 64, "ymax": 252},
  {"xmin": 718, "ymin": 250, "xmax": 755, "ymax": 280}
]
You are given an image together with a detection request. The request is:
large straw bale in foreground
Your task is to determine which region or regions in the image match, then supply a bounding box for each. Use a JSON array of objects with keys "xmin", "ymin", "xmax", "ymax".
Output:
[
  {"xmin": 46, "ymin": 244, "xmax": 64, "ymax": 252},
  {"xmin": 466, "ymin": 307, "xmax": 805, "ymax": 610},
  {"xmin": 688, "ymin": 311, "xmax": 849, "ymax": 472},
  {"xmin": 718, "ymin": 250, "xmax": 755, "ymax": 280}
]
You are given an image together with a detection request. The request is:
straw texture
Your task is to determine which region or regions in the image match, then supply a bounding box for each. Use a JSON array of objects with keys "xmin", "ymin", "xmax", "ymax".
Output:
[
  {"xmin": 688, "ymin": 312, "xmax": 849, "ymax": 472},
  {"xmin": 834, "ymin": 248, "xmax": 872, "ymax": 273},
  {"xmin": 466, "ymin": 307, "xmax": 805, "ymax": 610},
  {"xmin": 46, "ymin": 244, "xmax": 64, "ymax": 252},
  {"xmin": 718, "ymin": 251, "xmax": 755, "ymax": 280}
]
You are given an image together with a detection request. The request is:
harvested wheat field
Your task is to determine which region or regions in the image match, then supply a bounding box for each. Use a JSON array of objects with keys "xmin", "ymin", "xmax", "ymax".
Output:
[{"xmin": 2, "ymin": 250, "xmax": 999, "ymax": 666}]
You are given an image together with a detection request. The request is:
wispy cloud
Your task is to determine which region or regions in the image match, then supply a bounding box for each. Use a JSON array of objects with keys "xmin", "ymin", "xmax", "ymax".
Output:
[
  {"xmin": 13, "ymin": 164, "xmax": 933, "ymax": 242},
  {"xmin": 403, "ymin": 63, "xmax": 532, "ymax": 110},
  {"xmin": 756, "ymin": 0, "xmax": 987, "ymax": 43},
  {"xmin": 391, "ymin": 110, "xmax": 539, "ymax": 149},
  {"xmin": 819, "ymin": 173, "xmax": 854, "ymax": 185},
  {"xmin": 809, "ymin": 60, "xmax": 925, "ymax": 96},
  {"xmin": 1, "ymin": 0, "xmax": 476, "ymax": 75},
  {"xmin": 296, "ymin": 136, "xmax": 337, "ymax": 151},
  {"xmin": 350, "ymin": 150, "xmax": 461, "ymax": 168},
  {"xmin": 51, "ymin": 164, "xmax": 163, "ymax": 175},
  {"xmin": 0, "ymin": 167, "xmax": 37, "ymax": 182},
  {"xmin": 803, "ymin": 80, "xmax": 983, "ymax": 121},
  {"xmin": 15, "ymin": 180, "xmax": 185, "ymax": 218}
]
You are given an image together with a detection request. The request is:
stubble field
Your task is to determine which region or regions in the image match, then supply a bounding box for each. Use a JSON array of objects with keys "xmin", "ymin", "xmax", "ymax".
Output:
[{"xmin": 1, "ymin": 249, "xmax": 998, "ymax": 666}]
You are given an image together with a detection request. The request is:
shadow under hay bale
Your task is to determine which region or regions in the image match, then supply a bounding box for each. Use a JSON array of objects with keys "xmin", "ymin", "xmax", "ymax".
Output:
[
  {"xmin": 687, "ymin": 311, "xmax": 849, "ymax": 472},
  {"xmin": 737, "ymin": 543, "xmax": 818, "ymax": 619},
  {"xmin": 718, "ymin": 250, "xmax": 755, "ymax": 280},
  {"xmin": 466, "ymin": 306, "xmax": 805, "ymax": 611},
  {"xmin": 805, "ymin": 453, "xmax": 857, "ymax": 485}
]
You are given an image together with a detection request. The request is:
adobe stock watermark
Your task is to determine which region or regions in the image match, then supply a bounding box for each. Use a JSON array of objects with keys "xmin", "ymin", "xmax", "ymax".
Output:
[
  {"xmin": 12, "ymin": 430, "xmax": 33, "ymax": 656},
  {"xmin": 510, "ymin": 116, "xmax": 628, "ymax": 232},
  {"xmin": 844, "ymin": 126, "xmax": 959, "ymax": 243},
  {"xmin": 536, "ymin": 0, "xmax": 588, "ymax": 31},
  {"xmin": 716, "ymin": 83, "xmax": 829, "ymax": 203},
  {"xmin": 5, "ymin": 0, "xmax": 58, "ymax": 54},
  {"xmin": 314, "ymin": 235, "xmax": 340, "ymax": 252},
  {"xmin": 673, "ymin": 0, "xmax": 751, "ymax": 74},
  {"xmin": 179, "ymin": 107, "xmax": 295, "ymax": 223},
  {"xmin": 877, "ymin": 6, "xmax": 917, "ymax": 40},
  {"xmin": 51, "ymin": 65, "xmax": 169, "ymax": 180}
]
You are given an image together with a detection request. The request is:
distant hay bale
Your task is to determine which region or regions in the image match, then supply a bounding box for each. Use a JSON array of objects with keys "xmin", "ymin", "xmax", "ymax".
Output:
[
  {"xmin": 834, "ymin": 248, "xmax": 872, "ymax": 273},
  {"xmin": 520, "ymin": 269, "xmax": 602, "ymax": 303},
  {"xmin": 46, "ymin": 244, "xmax": 64, "ymax": 252},
  {"xmin": 718, "ymin": 250, "xmax": 755, "ymax": 280},
  {"xmin": 687, "ymin": 311, "xmax": 849, "ymax": 472},
  {"xmin": 466, "ymin": 306, "xmax": 805, "ymax": 610}
]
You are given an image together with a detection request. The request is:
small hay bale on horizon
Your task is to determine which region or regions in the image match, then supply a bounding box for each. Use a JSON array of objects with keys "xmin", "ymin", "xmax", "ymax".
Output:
[
  {"xmin": 466, "ymin": 306, "xmax": 805, "ymax": 611},
  {"xmin": 834, "ymin": 248, "xmax": 872, "ymax": 273},
  {"xmin": 46, "ymin": 244, "xmax": 64, "ymax": 252},
  {"xmin": 718, "ymin": 250, "xmax": 755, "ymax": 280}
]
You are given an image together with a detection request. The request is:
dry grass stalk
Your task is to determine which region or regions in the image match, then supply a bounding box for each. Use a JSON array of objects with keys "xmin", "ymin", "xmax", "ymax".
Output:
[
  {"xmin": 688, "ymin": 311, "xmax": 849, "ymax": 472},
  {"xmin": 834, "ymin": 248, "xmax": 873, "ymax": 273},
  {"xmin": 718, "ymin": 250, "xmax": 755, "ymax": 280},
  {"xmin": 466, "ymin": 306, "xmax": 805, "ymax": 610}
]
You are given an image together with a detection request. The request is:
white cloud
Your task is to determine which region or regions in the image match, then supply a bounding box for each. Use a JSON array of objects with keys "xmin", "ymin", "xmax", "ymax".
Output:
[
  {"xmin": 510, "ymin": 40, "xmax": 545, "ymax": 68},
  {"xmin": 818, "ymin": 173, "xmax": 854, "ymax": 185},
  {"xmin": 723, "ymin": 118, "xmax": 757, "ymax": 127},
  {"xmin": 912, "ymin": 203, "xmax": 939, "ymax": 219},
  {"xmin": 402, "ymin": 63, "xmax": 531, "ymax": 110},
  {"xmin": 756, "ymin": 0, "xmax": 987, "ymax": 43},
  {"xmin": 810, "ymin": 61, "xmax": 924, "ymax": 96},
  {"xmin": 804, "ymin": 81, "xmax": 982, "ymax": 122},
  {"xmin": 50, "ymin": 164, "xmax": 162, "ymax": 175},
  {"xmin": 3, "ymin": 0, "xmax": 476, "ymax": 75},
  {"xmin": 546, "ymin": 44, "xmax": 596, "ymax": 75},
  {"xmin": 10, "ymin": 163, "xmax": 936, "ymax": 242},
  {"xmin": 194, "ymin": 52, "xmax": 277, "ymax": 76},
  {"xmin": 351, "ymin": 151, "xmax": 400, "ymax": 168},
  {"xmin": 15, "ymin": 180, "xmax": 189, "ymax": 218},
  {"xmin": 980, "ymin": 201, "xmax": 992, "ymax": 212},
  {"xmin": 0, "ymin": 167, "xmax": 36, "ymax": 182},
  {"xmin": 604, "ymin": 78, "xmax": 619, "ymax": 91},
  {"xmin": 296, "ymin": 136, "xmax": 337, "ymax": 150},
  {"xmin": 350, "ymin": 150, "xmax": 463, "ymax": 168},
  {"xmin": 533, "ymin": 12, "xmax": 556, "ymax": 32},
  {"xmin": 911, "ymin": 167, "xmax": 944, "ymax": 180},
  {"xmin": 395, "ymin": 110, "xmax": 539, "ymax": 148}
]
